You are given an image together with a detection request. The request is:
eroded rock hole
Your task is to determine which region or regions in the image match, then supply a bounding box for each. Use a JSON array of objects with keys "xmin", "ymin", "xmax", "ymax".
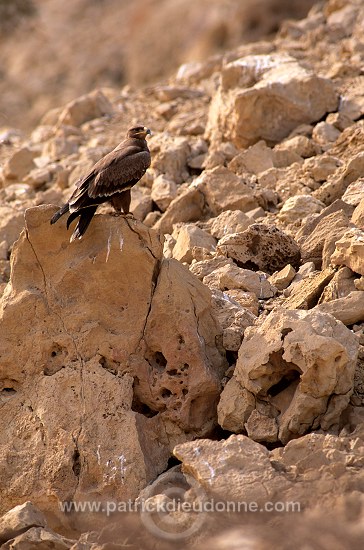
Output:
[
  {"xmin": 72, "ymin": 449, "xmax": 81, "ymax": 477},
  {"xmin": 131, "ymin": 395, "xmax": 159, "ymax": 417},
  {"xmin": 268, "ymin": 370, "xmax": 300, "ymax": 397},
  {"xmin": 161, "ymin": 388, "xmax": 172, "ymax": 399},
  {"xmin": 145, "ymin": 351, "xmax": 167, "ymax": 372}
]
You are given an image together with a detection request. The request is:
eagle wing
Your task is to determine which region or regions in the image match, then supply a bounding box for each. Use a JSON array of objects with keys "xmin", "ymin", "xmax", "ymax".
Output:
[
  {"xmin": 88, "ymin": 145, "xmax": 150, "ymax": 198},
  {"xmin": 69, "ymin": 144, "xmax": 150, "ymax": 211}
]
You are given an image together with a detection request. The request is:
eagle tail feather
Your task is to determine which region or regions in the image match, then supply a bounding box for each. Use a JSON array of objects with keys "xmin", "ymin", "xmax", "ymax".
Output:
[
  {"xmin": 69, "ymin": 207, "xmax": 97, "ymax": 242},
  {"xmin": 50, "ymin": 203, "xmax": 69, "ymax": 224}
]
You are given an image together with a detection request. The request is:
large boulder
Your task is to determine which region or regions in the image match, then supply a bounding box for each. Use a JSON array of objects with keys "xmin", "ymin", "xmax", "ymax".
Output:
[
  {"xmin": 218, "ymin": 308, "xmax": 359, "ymax": 443},
  {"xmin": 0, "ymin": 205, "xmax": 226, "ymax": 516},
  {"xmin": 206, "ymin": 54, "xmax": 338, "ymax": 148}
]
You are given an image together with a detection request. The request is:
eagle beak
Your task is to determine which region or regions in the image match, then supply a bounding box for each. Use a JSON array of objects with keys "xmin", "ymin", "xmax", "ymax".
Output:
[{"xmin": 144, "ymin": 127, "xmax": 152, "ymax": 137}]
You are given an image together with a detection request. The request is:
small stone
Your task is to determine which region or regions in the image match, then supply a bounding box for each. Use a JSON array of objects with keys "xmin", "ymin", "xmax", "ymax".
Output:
[
  {"xmin": 172, "ymin": 224, "xmax": 217, "ymax": 264},
  {"xmin": 151, "ymin": 175, "xmax": 178, "ymax": 212},
  {"xmin": 269, "ymin": 265, "xmax": 296, "ymax": 290},
  {"xmin": 0, "ymin": 502, "xmax": 47, "ymax": 544}
]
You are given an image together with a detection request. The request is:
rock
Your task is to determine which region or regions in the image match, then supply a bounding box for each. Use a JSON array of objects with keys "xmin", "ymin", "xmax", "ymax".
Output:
[
  {"xmin": 228, "ymin": 140, "xmax": 274, "ymax": 175},
  {"xmin": 331, "ymin": 228, "xmax": 364, "ymax": 275},
  {"xmin": 245, "ymin": 206, "xmax": 265, "ymax": 219},
  {"xmin": 206, "ymin": 54, "xmax": 338, "ymax": 148},
  {"xmin": 274, "ymin": 135, "xmax": 319, "ymax": 161},
  {"xmin": 352, "ymin": 198, "xmax": 364, "ymax": 228},
  {"xmin": 217, "ymin": 380, "xmax": 255, "ymax": 433},
  {"xmin": 342, "ymin": 178, "xmax": 364, "ymax": 206},
  {"xmin": 313, "ymin": 151, "xmax": 364, "ymax": 205},
  {"xmin": 204, "ymin": 210, "xmax": 252, "ymax": 239},
  {"xmin": 223, "ymin": 289, "xmax": 259, "ymax": 316},
  {"xmin": 0, "ymin": 206, "xmax": 25, "ymax": 255},
  {"xmin": 172, "ymin": 224, "xmax": 217, "ymax": 264},
  {"xmin": 217, "ymin": 224, "xmax": 301, "ymax": 274},
  {"xmin": 312, "ymin": 121, "xmax": 341, "ymax": 147},
  {"xmin": 245, "ymin": 409, "xmax": 278, "ymax": 443},
  {"xmin": 268, "ymin": 264, "xmax": 296, "ymax": 290},
  {"xmin": 150, "ymin": 175, "xmax": 178, "ymax": 212},
  {"xmin": 189, "ymin": 257, "xmax": 233, "ymax": 280},
  {"xmin": 218, "ymin": 308, "xmax": 359, "ymax": 443},
  {"xmin": 0, "ymin": 502, "xmax": 46, "ymax": 544},
  {"xmin": 0, "ymin": 205, "xmax": 226, "ymax": 516},
  {"xmin": 1, "ymin": 526, "xmax": 75, "ymax": 549},
  {"xmin": 211, "ymin": 290, "xmax": 257, "ymax": 351},
  {"xmin": 197, "ymin": 167, "xmax": 258, "ymax": 215},
  {"xmin": 283, "ymin": 267, "xmax": 336, "ymax": 310},
  {"xmin": 202, "ymin": 263, "xmax": 276, "ymax": 299},
  {"xmin": 57, "ymin": 90, "xmax": 114, "ymax": 127},
  {"xmin": 318, "ymin": 267, "xmax": 357, "ymax": 303},
  {"xmin": 150, "ymin": 134, "xmax": 190, "ymax": 184},
  {"xmin": 277, "ymin": 195, "xmax": 325, "ymax": 225},
  {"xmin": 174, "ymin": 429, "xmax": 364, "ymax": 509},
  {"xmin": 315, "ymin": 291, "xmax": 364, "ymax": 325},
  {"xmin": 129, "ymin": 185, "xmax": 152, "ymax": 221},
  {"xmin": 3, "ymin": 147, "xmax": 37, "ymax": 182},
  {"xmin": 153, "ymin": 185, "xmax": 205, "ymax": 235},
  {"xmin": 299, "ymin": 210, "xmax": 350, "ymax": 268}
]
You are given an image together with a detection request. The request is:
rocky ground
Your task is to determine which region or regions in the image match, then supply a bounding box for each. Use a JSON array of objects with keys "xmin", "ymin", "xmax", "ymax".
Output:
[{"xmin": 0, "ymin": 0, "xmax": 364, "ymax": 548}]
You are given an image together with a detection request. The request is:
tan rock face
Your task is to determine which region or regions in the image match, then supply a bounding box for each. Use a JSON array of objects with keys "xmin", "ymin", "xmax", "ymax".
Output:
[
  {"xmin": 197, "ymin": 167, "xmax": 258, "ymax": 215},
  {"xmin": 217, "ymin": 224, "xmax": 301, "ymax": 274},
  {"xmin": 218, "ymin": 308, "xmax": 359, "ymax": 443},
  {"xmin": 174, "ymin": 428, "xmax": 364, "ymax": 508},
  {"xmin": 206, "ymin": 54, "xmax": 338, "ymax": 148},
  {"xmin": 0, "ymin": 205, "xmax": 226, "ymax": 516},
  {"xmin": 331, "ymin": 228, "xmax": 364, "ymax": 276},
  {"xmin": 57, "ymin": 90, "xmax": 114, "ymax": 127}
]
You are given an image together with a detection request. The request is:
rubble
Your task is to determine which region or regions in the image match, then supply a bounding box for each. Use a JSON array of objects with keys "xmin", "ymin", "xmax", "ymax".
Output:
[{"xmin": 1, "ymin": 0, "xmax": 364, "ymax": 546}]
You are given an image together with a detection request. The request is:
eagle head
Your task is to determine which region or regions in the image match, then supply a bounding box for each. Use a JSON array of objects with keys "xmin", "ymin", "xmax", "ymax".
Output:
[{"xmin": 127, "ymin": 126, "xmax": 151, "ymax": 139}]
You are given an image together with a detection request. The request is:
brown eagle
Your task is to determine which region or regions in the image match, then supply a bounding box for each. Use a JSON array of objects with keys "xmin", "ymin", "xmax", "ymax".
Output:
[{"xmin": 50, "ymin": 125, "xmax": 151, "ymax": 241}]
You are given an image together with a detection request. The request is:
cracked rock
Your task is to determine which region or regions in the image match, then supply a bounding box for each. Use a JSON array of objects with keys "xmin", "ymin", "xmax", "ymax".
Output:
[
  {"xmin": 0, "ymin": 204, "xmax": 226, "ymax": 517},
  {"xmin": 218, "ymin": 308, "xmax": 359, "ymax": 443}
]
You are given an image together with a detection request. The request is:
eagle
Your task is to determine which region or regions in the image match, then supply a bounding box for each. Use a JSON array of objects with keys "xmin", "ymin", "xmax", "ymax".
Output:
[{"xmin": 50, "ymin": 125, "xmax": 151, "ymax": 241}]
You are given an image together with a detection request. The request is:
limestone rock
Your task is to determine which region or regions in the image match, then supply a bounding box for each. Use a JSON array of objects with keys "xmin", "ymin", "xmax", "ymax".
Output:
[
  {"xmin": 342, "ymin": 178, "xmax": 364, "ymax": 206},
  {"xmin": 228, "ymin": 140, "xmax": 274, "ymax": 175},
  {"xmin": 277, "ymin": 195, "xmax": 325, "ymax": 225},
  {"xmin": 331, "ymin": 228, "xmax": 364, "ymax": 275},
  {"xmin": 174, "ymin": 429, "xmax": 364, "ymax": 512},
  {"xmin": 153, "ymin": 185, "xmax": 205, "ymax": 234},
  {"xmin": 318, "ymin": 267, "xmax": 357, "ymax": 303},
  {"xmin": 172, "ymin": 224, "xmax": 216, "ymax": 264},
  {"xmin": 218, "ymin": 308, "xmax": 359, "ymax": 443},
  {"xmin": 283, "ymin": 267, "xmax": 336, "ymax": 310},
  {"xmin": 268, "ymin": 264, "xmax": 296, "ymax": 290},
  {"xmin": 217, "ymin": 224, "xmax": 300, "ymax": 274},
  {"xmin": 299, "ymin": 210, "xmax": 350, "ymax": 268},
  {"xmin": 204, "ymin": 210, "xmax": 252, "ymax": 239},
  {"xmin": 315, "ymin": 291, "xmax": 364, "ymax": 325},
  {"xmin": 57, "ymin": 90, "xmax": 114, "ymax": 127},
  {"xmin": 206, "ymin": 54, "xmax": 338, "ymax": 148},
  {"xmin": 0, "ymin": 502, "xmax": 46, "ymax": 544},
  {"xmin": 1, "ymin": 526, "xmax": 74, "ymax": 549},
  {"xmin": 189, "ymin": 257, "xmax": 234, "ymax": 281},
  {"xmin": 312, "ymin": 121, "xmax": 341, "ymax": 146},
  {"xmin": 3, "ymin": 148, "xmax": 37, "ymax": 182},
  {"xmin": 223, "ymin": 289, "xmax": 259, "ymax": 316},
  {"xmin": 0, "ymin": 207, "xmax": 25, "ymax": 256},
  {"xmin": 0, "ymin": 205, "xmax": 226, "ymax": 516},
  {"xmin": 352, "ymin": 198, "xmax": 364, "ymax": 228},
  {"xmin": 202, "ymin": 262, "xmax": 276, "ymax": 299},
  {"xmin": 197, "ymin": 167, "xmax": 258, "ymax": 215},
  {"xmin": 211, "ymin": 290, "xmax": 256, "ymax": 351},
  {"xmin": 150, "ymin": 175, "xmax": 177, "ymax": 212},
  {"xmin": 150, "ymin": 134, "xmax": 190, "ymax": 184}
]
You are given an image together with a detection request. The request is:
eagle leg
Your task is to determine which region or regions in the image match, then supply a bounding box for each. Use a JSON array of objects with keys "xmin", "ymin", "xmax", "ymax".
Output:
[{"xmin": 111, "ymin": 189, "xmax": 132, "ymax": 215}]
